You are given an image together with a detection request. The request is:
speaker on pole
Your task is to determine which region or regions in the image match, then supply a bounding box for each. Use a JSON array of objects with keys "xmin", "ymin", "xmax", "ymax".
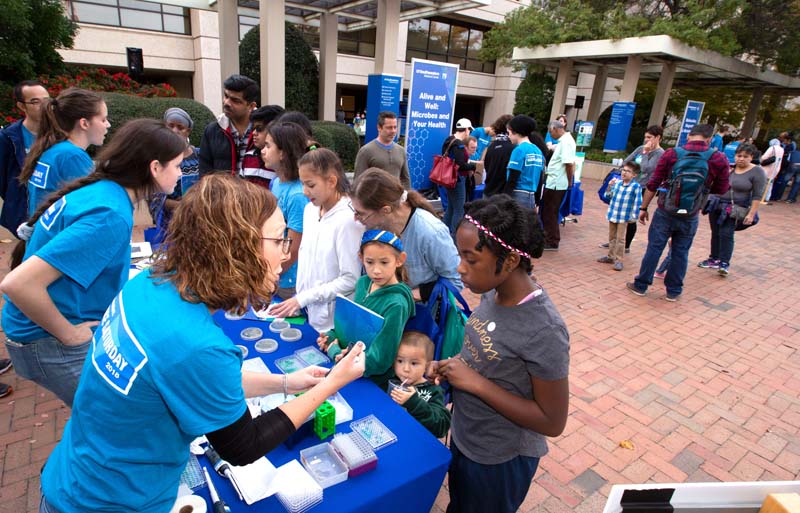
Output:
[{"xmin": 127, "ymin": 47, "xmax": 144, "ymax": 79}]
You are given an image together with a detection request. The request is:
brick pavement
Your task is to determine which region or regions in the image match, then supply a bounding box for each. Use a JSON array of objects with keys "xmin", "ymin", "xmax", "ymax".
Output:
[{"xmin": 1, "ymin": 179, "xmax": 799, "ymax": 513}]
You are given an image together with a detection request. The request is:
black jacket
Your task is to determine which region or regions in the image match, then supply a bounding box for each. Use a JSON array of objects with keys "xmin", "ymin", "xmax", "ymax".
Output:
[
  {"xmin": 199, "ymin": 115, "xmax": 238, "ymax": 176},
  {"xmin": 442, "ymin": 136, "xmax": 476, "ymax": 176},
  {"xmin": 483, "ymin": 133, "xmax": 515, "ymax": 196}
]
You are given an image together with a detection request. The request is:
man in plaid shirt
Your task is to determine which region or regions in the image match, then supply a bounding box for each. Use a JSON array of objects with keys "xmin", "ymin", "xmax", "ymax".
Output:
[{"xmin": 598, "ymin": 162, "xmax": 642, "ymax": 271}]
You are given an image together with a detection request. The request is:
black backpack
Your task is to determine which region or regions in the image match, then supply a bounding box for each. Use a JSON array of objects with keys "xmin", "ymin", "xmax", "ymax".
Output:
[{"xmin": 658, "ymin": 147, "xmax": 714, "ymax": 217}]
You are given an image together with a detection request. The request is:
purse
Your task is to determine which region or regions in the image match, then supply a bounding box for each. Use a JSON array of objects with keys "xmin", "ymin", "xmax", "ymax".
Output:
[
  {"xmin": 727, "ymin": 187, "xmax": 759, "ymax": 231},
  {"xmin": 429, "ymin": 139, "xmax": 459, "ymax": 189}
]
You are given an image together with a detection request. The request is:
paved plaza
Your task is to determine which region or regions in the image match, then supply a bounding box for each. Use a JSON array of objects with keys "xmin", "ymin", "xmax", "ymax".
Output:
[{"xmin": 1, "ymin": 178, "xmax": 799, "ymax": 513}]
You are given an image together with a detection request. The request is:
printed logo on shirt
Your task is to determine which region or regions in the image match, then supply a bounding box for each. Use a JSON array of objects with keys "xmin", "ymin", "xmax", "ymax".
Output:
[
  {"xmin": 91, "ymin": 293, "xmax": 149, "ymax": 395},
  {"xmin": 524, "ymin": 153, "xmax": 544, "ymax": 168},
  {"xmin": 39, "ymin": 196, "xmax": 67, "ymax": 231},
  {"xmin": 417, "ymin": 388, "xmax": 434, "ymax": 403},
  {"xmin": 30, "ymin": 161, "xmax": 50, "ymax": 189},
  {"xmin": 465, "ymin": 316, "xmax": 502, "ymax": 362}
]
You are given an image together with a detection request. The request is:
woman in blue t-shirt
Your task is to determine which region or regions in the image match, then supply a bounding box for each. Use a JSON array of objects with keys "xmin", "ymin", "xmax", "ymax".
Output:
[
  {"xmin": 18, "ymin": 87, "xmax": 110, "ymax": 215},
  {"xmin": 37, "ymin": 175, "xmax": 366, "ymax": 513},
  {"xmin": 505, "ymin": 115, "xmax": 546, "ymax": 210},
  {"xmin": 1, "ymin": 119, "xmax": 187, "ymax": 407}
]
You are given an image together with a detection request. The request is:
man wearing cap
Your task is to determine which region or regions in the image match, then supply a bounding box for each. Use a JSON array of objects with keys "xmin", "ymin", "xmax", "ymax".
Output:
[
  {"xmin": 354, "ymin": 111, "xmax": 410, "ymax": 188},
  {"xmin": 441, "ymin": 118, "xmax": 477, "ymax": 236},
  {"xmin": 627, "ymin": 123, "xmax": 729, "ymax": 301},
  {"xmin": 148, "ymin": 107, "xmax": 200, "ymax": 234}
]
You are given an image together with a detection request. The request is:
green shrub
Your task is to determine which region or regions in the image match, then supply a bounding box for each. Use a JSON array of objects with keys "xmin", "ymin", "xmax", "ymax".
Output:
[
  {"xmin": 311, "ymin": 121, "xmax": 360, "ymax": 171},
  {"xmin": 100, "ymin": 92, "xmax": 215, "ymax": 147}
]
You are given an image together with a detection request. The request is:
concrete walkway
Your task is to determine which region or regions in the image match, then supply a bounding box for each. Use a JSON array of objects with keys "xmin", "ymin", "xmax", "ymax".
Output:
[{"xmin": 1, "ymin": 179, "xmax": 799, "ymax": 513}]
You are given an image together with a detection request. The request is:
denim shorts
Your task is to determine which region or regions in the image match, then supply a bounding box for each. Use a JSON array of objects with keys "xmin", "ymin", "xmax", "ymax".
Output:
[{"xmin": 5, "ymin": 335, "xmax": 92, "ymax": 408}]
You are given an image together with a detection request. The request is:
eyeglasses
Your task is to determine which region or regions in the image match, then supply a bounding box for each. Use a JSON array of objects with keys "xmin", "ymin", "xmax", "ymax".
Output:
[
  {"xmin": 353, "ymin": 209, "xmax": 377, "ymax": 224},
  {"xmin": 253, "ymin": 125, "xmax": 266, "ymax": 133},
  {"xmin": 19, "ymin": 97, "xmax": 49, "ymax": 106},
  {"xmin": 262, "ymin": 237, "xmax": 292, "ymax": 254}
]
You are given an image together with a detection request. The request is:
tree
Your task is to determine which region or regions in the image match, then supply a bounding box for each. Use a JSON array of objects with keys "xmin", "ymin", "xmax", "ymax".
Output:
[
  {"xmin": 239, "ymin": 23, "xmax": 319, "ymax": 119},
  {"xmin": 481, "ymin": 0, "xmax": 800, "ymax": 76},
  {"xmin": 513, "ymin": 67, "xmax": 555, "ymax": 126}
]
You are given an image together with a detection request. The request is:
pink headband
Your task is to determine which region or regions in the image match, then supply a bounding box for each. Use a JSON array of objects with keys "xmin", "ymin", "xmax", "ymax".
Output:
[{"xmin": 464, "ymin": 214, "xmax": 532, "ymax": 259}]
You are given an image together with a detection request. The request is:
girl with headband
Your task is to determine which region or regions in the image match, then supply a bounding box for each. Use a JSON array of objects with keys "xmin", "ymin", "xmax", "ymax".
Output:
[
  {"xmin": 318, "ymin": 229, "xmax": 414, "ymax": 390},
  {"xmin": 427, "ymin": 194, "xmax": 570, "ymax": 513}
]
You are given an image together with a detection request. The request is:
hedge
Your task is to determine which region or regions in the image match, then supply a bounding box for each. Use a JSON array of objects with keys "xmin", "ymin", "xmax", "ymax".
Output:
[
  {"xmin": 311, "ymin": 121, "xmax": 360, "ymax": 171},
  {"xmin": 100, "ymin": 92, "xmax": 216, "ymax": 147}
]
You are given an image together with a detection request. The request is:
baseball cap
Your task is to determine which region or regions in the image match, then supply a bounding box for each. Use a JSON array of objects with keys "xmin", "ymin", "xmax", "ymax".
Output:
[{"xmin": 455, "ymin": 118, "xmax": 473, "ymax": 131}]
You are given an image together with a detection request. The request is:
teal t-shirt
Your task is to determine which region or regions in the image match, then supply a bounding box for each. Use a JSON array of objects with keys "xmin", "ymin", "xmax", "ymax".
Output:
[
  {"xmin": 272, "ymin": 177, "xmax": 309, "ymax": 290},
  {"xmin": 41, "ymin": 269, "xmax": 246, "ymax": 513},
  {"xmin": 28, "ymin": 140, "xmax": 93, "ymax": 215},
  {"xmin": 20, "ymin": 124, "xmax": 34, "ymax": 153},
  {"xmin": 470, "ymin": 127, "xmax": 492, "ymax": 159},
  {"xmin": 507, "ymin": 141, "xmax": 545, "ymax": 192},
  {"xmin": 1, "ymin": 180, "xmax": 133, "ymax": 342}
]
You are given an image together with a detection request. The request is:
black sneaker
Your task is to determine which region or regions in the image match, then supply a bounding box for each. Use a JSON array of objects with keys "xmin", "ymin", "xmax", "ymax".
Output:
[
  {"xmin": 626, "ymin": 282, "xmax": 646, "ymax": 296},
  {"xmin": 543, "ymin": 245, "xmax": 559, "ymax": 251},
  {"xmin": 665, "ymin": 292, "xmax": 681, "ymax": 302},
  {"xmin": 0, "ymin": 383, "xmax": 11, "ymax": 398},
  {"xmin": 0, "ymin": 358, "xmax": 11, "ymax": 375}
]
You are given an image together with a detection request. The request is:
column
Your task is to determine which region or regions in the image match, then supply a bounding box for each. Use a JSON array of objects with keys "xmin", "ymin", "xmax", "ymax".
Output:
[
  {"xmin": 318, "ymin": 12, "xmax": 338, "ymax": 121},
  {"xmin": 217, "ymin": 0, "xmax": 239, "ymax": 80},
  {"xmin": 648, "ymin": 62, "xmax": 675, "ymax": 127},
  {"xmin": 191, "ymin": 9, "xmax": 222, "ymax": 115},
  {"xmin": 549, "ymin": 59, "xmax": 572, "ymax": 123},
  {"xmin": 618, "ymin": 55, "xmax": 642, "ymax": 103},
  {"xmin": 375, "ymin": 0, "xmax": 401, "ymax": 74},
  {"xmin": 585, "ymin": 65, "xmax": 608, "ymax": 126},
  {"xmin": 260, "ymin": 0, "xmax": 285, "ymax": 106},
  {"xmin": 741, "ymin": 87, "xmax": 765, "ymax": 137}
]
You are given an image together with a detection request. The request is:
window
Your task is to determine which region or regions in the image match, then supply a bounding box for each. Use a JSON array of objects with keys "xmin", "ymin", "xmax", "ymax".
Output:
[
  {"xmin": 338, "ymin": 28, "xmax": 376, "ymax": 58},
  {"xmin": 68, "ymin": 0, "xmax": 190, "ymax": 34},
  {"xmin": 406, "ymin": 18, "xmax": 495, "ymax": 74}
]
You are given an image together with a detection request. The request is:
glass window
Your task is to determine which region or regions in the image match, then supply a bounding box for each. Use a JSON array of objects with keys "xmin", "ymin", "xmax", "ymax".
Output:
[
  {"xmin": 339, "ymin": 39, "xmax": 358, "ymax": 54},
  {"xmin": 407, "ymin": 19, "xmax": 429, "ymax": 51},
  {"xmin": 467, "ymin": 30, "xmax": 483, "ymax": 59},
  {"xmin": 119, "ymin": 0, "xmax": 160, "ymax": 12},
  {"xmin": 163, "ymin": 14, "xmax": 187, "ymax": 34},
  {"xmin": 449, "ymin": 26, "xmax": 468, "ymax": 56},
  {"xmin": 428, "ymin": 21, "xmax": 449, "ymax": 55},
  {"xmin": 120, "ymin": 8, "xmax": 161, "ymax": 31},
  {"xmin": 72, "ymin": 3, "xmax": 120, "ymax": 25},
  {"xmin": 359, "ymin": 42, "xmax": 375, "ymax": 57},
  {"xmin": 162, "ymin": 5, "xmax": 183, "ymax": 15}
]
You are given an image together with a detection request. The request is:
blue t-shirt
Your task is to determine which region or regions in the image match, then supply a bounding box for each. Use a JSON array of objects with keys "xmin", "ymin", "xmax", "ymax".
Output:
[
  {"xmin": 2, "ymin": 180, "xmax": 133, "ymax": 342},
  {"xmin": 710, "ymin": 134, "xmax": 724, "ymax": 152},
  {"xmin": 41, "ymin": 270, "xmax": 246, "ymax": 513},
  {"xmin": 723, "ymin": 141, "xmax": 740, "ymax": 166},
  {"xmin": 507, "ymin": 141, "xmax": 545, "ymax": 192},
  {"xmin": 470, "ymin": 127, "xmax": 492, "ymax": 159},
  {"xmin": 20, "ymin": 124, "xmax": 34, "ymax": 154},
  {"xmin": 272, "ymin": 177, "xmax": 309, "ymax": 289},
  {"xmin": 28, "ymin": 140, "xmax": 93, "ymax": 215}
]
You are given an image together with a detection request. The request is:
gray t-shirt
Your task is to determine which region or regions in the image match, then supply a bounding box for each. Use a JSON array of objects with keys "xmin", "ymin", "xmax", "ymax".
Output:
[
  {"xmin": 723, "ymin": 166, "xmax": 767, "ymax": 205},
  {"xmin": 451, "ymin": 288, "xmax": 570, "ymax": 465},
  {"xmin": 624, "ymin": 145, "xmax": 665, "ymax": 186}
]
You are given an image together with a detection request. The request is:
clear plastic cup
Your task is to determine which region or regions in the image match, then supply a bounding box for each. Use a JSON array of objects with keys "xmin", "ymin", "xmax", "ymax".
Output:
[{"xmin": 386, "ymin": 378, "xmax": 410, "ymax": 394}]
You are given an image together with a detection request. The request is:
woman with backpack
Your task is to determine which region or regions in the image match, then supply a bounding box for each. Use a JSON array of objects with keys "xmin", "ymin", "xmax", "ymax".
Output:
[{"xmin": 697, "ymin": 143, "xmax": 766, "ymax": 276}]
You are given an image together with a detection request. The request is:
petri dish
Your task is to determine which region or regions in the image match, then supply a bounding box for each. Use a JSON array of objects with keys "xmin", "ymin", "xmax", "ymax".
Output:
[
  {"xmin": 280, "ymin": 328, "xmax": 302, "ymax": 342},
  {"xmin": 254, "ymin": 338, "xmax": 279, "ymax": 354},
  {"xmin": 236, "ymin": 344, "xmax": 249, "ymax": 358},
  {"xmin": 240, "ymin": 327, "xmax": 264, "ymax": 341}
]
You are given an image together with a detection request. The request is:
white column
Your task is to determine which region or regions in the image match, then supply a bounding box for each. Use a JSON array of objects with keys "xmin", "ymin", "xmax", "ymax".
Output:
[
  {"xmin": 191, "ymin": 9, "xmax": 222, "ymax": 115},
  {"xmin": 585, "ymin": 65, "xmax": 608, "ymax": 126},
  {"xmin": 217, "ymin": 0, "xmax": 239, "ymax": 80},
  {"xmin": 318, "ymin": 13, "xmax": 338, "ymax": 121},
  {"xmin": 648, "ymin": 62, "xmax": 675, "ymax": 127},
  {"xmin": 618, "ymin": 55, "xmax": 642, "ymax": 103},
  {"xmin": 549, "ymin": 59, "xmax": 572, "ymax": 123},
  {"xmin": 375, "ymin": 0, "xmax": 401, "ymax": 74},
  {"xmin": 260, "ymin": 0, "xmax": 285, "ymax": 106},
  {"xmin": 741, "ymin": 88, "xmax": 765, "ymax": 137},
  {"xmin": 483, "ymin": 64, "xmax": 522, "ymax": 125}
]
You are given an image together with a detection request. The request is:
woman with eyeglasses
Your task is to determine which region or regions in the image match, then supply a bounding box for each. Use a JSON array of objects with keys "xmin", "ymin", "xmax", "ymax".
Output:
[
  {"xmin": 36, "ymin": 174, "xmax": 366, "ymax": 513},
  {"xmin": 18, "ymin": 87, "xmax": 110, "ymax": 215},
  {"xmin": 351, "ymin": 168, "xmax": 462, "ymax": 301}
]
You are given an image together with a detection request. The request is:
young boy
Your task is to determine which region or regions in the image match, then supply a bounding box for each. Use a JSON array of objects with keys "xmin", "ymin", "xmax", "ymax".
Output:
[
  {"xmin": 389, "ymin": 331, "xmax": 451, "ymax": 439},
  {"xmin": 241, "ymin": 105, "xmax": 284, "ymax": 188},
  {"xmin": 598, "ymin": 161, "xmax": 642, "ymax": 271}
]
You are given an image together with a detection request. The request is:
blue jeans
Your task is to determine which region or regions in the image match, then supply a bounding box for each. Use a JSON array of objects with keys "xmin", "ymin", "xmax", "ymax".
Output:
[
  {"xmin": 447, "ymin": 441, "xmax": 539, "ymax": 513},
  {"xmin": 708, "ymin": 209, "xmax": 736, "ymax": 264},
  {"xmin": 5, "ymin": 335, "xmax": 92, "ymax": 408},
  {"xmin": 512, "ymin": 190, "xmax": 537, "ymax": 210},
  {"xmin": 634, "ymin": 208, "xmax": 699, "ymax": 296},
  {"xmin": 444, "ymin": 176, "xmax": 466, "ymax": 236},
  {"xmin": 787, "ymin": 165, "xmax": 800, "ymax": 201},
  {"xmin": 40, "ymin": 495, "xmax": 61, "ymax": 513}
]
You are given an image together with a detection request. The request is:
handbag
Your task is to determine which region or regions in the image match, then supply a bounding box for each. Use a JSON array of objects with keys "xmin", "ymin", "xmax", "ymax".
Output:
[
  {"xmin": 429, "ymin": 139, "xmax": 459, "ymax": 189},
  {"xmin": 727, "ymin": 187, "xmax": 759, "ymax": 231}
]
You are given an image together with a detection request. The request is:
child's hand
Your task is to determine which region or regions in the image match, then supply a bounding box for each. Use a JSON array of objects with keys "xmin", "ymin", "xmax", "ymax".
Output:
[
  {"xmin": 390, "ymin": 385, "xmax": 416, "ymax": 405},
  {"xmin": 268, "ymin": 297, "xmax": 301, "ymax": 318},
  {"xmin": 437, "ymin": 357, "xmax": 479, "ymax": 391},
  {"xmin": 317, "ymin": 334, "xmax": 331, "ymax": 351},
  {"xmin": 326, "ymin": 341, "xmax": 365, "ymax": 386}
]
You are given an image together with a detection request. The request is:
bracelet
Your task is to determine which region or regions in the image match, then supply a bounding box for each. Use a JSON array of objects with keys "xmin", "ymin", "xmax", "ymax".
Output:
[
  {"xmin": 639, "ymin": 207, "xmax": 648, "ymax": 211},
  {"xmin": 282, "ymin": 374, "xmax": 288, "ymax": 398}
]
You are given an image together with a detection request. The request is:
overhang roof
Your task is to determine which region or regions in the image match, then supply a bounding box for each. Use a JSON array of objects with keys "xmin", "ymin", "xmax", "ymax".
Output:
[
  {"xmin": 512, "ymin": 35, "xmax": 800, "ymax": 93},
  {"xmin": 162, "ymin": 0, "xmax": 491, "ymax": 31}
]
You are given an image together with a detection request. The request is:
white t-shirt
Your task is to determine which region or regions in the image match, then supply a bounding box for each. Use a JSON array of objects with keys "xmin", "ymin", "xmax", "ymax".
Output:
[{"xmin": 546, "ymin": 131, "xmax": 576, "ymax": 190}]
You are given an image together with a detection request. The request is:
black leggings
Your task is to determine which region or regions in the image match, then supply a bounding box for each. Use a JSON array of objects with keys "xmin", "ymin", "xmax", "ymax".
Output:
[{"xmin": 625, "ymin": 222, "xmax": 637, "ymax": 249}]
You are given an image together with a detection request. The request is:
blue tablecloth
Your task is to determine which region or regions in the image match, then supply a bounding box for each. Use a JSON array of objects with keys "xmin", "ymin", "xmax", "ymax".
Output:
[{"xmin": 198, "ymin": 313, "xmax": 451, "ymax": 513}]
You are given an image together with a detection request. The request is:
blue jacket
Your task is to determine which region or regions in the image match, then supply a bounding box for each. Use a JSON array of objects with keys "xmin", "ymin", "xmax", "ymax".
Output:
[{"xmin": 0, "ymin": 120, "xmax": 30, "ymax": 234}]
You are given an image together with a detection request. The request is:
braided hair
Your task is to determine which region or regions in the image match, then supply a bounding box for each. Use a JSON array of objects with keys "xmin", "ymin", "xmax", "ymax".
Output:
[{"xmin": 459, "ymin": 194, "xmax": 544, "ymax": 275}]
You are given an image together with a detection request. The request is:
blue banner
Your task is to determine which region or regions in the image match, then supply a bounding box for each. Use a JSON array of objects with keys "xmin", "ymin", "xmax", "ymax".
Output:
[
  {"xmin": 677, "ymin": 100, "xmax": 705, "ymax": 148},
  {"xmin": 603, "ymin": 102, "xmax": 636, "ymax": 152},
  {"xmin": 365, "ymin": 74, "xmax": 403, "ymax": 143},
  {"xmin": 405, "ymin": 59, "xmax": 459, "ymax": 190}
]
